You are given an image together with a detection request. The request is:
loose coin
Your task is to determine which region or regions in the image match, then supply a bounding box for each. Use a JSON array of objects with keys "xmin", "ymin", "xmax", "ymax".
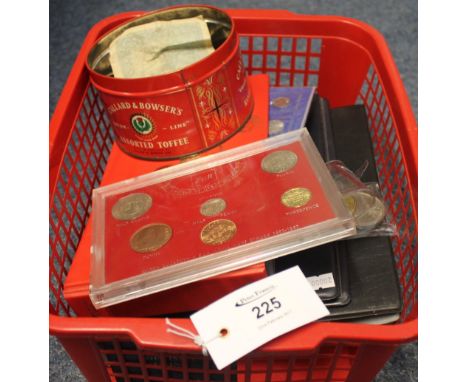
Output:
[
  {"xmin": 271, "ymin": 96, "xmax": 290, "ymax": 108},
  {"xmin": 200, "ymin": 198, "xmax": 227, "ymax": 217},
  {"xmin": 352, "ymin": 191, "xmax": 386, "ymax": 229},
  {"xmin": 112, "ymin": 193, "xmax": 152, "ymax": 221},
  {"xmin": 281, "ymin": 187, "xmax": 312, "ymax": 208},
  {"xmin": 342, "ymin": 194, "xmax": 357, "ymax": 214},
  {"xmin": 130, "ymin": 223, "xmax": 172, "ymax": 253},
  {"xmin": 261, "ymin": 150, "xmax": 298, "ymax": 174},
  {"xmin": 200, "ymin": 219, "xmax": 237, "ymax": 245},
  {"xmin": 269, "ymin": 120, "xmax": 285, "ymax": 135}
]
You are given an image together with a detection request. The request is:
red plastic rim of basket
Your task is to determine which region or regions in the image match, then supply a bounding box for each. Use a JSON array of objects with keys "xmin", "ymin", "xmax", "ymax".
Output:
[{"xmin": 49, "ymin": 9, "xmax": 418, "ymax": 351}]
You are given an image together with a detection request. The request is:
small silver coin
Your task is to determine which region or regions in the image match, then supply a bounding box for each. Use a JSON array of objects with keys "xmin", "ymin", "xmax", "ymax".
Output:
[
  {"xmin": 271, "ymin": 96, "xmax": 290, "ymax": 108},
  {"xmin": 200, "ymin": 198, "xmax": 227, "ymax": 217},
  {"xmin": 269, "ymin": 120, "xmax": 285, "ymax": 135},
  {"xmin": 351, "ymin": 191, "xmax": 387, "ymax": 229},
  {"xmin": 111, "ymin": 193, "xmax": 152, "ymax": 221}
]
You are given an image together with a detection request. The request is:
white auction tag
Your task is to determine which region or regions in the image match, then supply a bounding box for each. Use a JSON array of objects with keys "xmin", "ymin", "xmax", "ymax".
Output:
[{"xmin": 190, "ymin": 266, "xmax": 329, "ymax": 370}]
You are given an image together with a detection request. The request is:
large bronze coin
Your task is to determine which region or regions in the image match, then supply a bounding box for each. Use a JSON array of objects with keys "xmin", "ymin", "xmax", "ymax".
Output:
[
  {"xmin": 200, "ymin": 198, "xmax": 227, "ymax": 217},
  {"xmin": 111, "ymin": 193, "xmax": 152, "ymax": 221},
  {"xmin": 261, "ymin": 150, "xmax": 298, "ymax": 174},
  {"xmin": 281, "ymin": 187, "xmax": 312, "ymax": 208},
  {"xmin": 200, "ymin": 219, "xmax": 237, "ymax": 245},
  {"xmin": 130, "ymin": 223, "xmax": 172, "ymax": 253}
]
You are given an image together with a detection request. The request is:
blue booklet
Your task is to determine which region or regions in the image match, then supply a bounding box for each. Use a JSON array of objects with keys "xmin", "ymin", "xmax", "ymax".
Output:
[{"xmin": 268, "ymin": 87, "xmax": 316, "ymax": 136}]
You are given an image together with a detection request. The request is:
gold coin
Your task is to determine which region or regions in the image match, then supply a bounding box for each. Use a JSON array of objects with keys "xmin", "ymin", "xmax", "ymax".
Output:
[
  {"xmin": 269, "ymin": 120, "xmax": 285, "ymax": 135},
  {"xmin": 261, "ymin": 150, "xmax": 298, "ymax": 174},
  {"xmin": 271, "ymin": 96, "xmax": 290, "ymax": 108},
  {"xmin": 281, "ymin": 187, "xmax": 312, "ymax": 208},
  {"xmin": 200, "ymin": 198, "xmax": 227, "ymax": 217},
  {"xmin": 342, "ymin": 194, "xmax": 357, "ymax": 214},
  {"xmin": 130, "ymin": 223, "xmax": 172, "ymax": 253},
  {"xmin": 111, "ymin": 193, "xmax": 152, "ymax": 221},
  {"xmin": 200, "ymin": 219, "xmax": 237, "ymax": 245}
]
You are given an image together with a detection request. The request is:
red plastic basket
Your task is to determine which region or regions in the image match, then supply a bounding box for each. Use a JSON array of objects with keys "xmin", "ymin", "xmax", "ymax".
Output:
[{"xmin": 49, "ymin": 9, "xmax": 417, "ymax": 382}]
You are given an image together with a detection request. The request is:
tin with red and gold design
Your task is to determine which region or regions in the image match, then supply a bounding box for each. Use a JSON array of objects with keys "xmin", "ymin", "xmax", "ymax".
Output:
[{"xmin": 86, "ymin": 5, "xmax": 254, "ymax": 160}]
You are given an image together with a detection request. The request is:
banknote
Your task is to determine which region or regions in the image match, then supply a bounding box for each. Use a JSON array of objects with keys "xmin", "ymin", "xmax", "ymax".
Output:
[{"xmin": 109, "ymin": 16, "xmax": 214, "ymax": 78}]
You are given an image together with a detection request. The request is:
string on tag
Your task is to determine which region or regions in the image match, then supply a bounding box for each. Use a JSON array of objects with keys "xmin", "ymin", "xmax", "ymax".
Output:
[{"xmin": 166, "ymin": 318, "xmax": 225, "ymax": 356}]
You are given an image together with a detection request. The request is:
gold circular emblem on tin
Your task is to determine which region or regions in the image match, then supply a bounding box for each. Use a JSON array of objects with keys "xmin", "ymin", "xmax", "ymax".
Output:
[
  {"xmin": 269, "ymin": 120, "xmax": 285, "ymax": 135},
  {"xmin": 200, "ymin": 198, "xmax": 227, "ymax": 217},
  {"xmin": 281, "ymin": 187, "xmax": 312, "ymax": 208},
  {"xmin": 200, "ymin": 219, "xmax": 237, "ymax": 245},
  {"xmin": 111, "ymin": 193, "xmax": 152, "ymax": 221},
  {"xmin": 271, "ymin": 96, "xmax": 290, "ymax": 108},
  {"xmin": 130, "ymin": 223, "xmax": 172, "ymax": 253},
  {"xmin": 261, "ymin": 150, "xmax": 298, "ymax": 174}
]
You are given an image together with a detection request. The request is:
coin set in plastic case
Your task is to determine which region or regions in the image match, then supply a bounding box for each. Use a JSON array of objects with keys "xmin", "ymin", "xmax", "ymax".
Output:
[
  {"xmin": 268, "ymin": 87, "xmax": 315, "ymax": 136},
  {"xmin": 90, "ymin": 128, "xmax": 356, "ymax": 309}
]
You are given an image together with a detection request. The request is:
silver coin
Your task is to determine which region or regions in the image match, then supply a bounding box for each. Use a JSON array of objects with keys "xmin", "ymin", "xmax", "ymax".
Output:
[
  {"xmin": 350, "ymin": 191, "xmax": 386, "ymax": 229},
  {"xmin": 200, "ymin": 198, "xmax": 227, "ymax": 217},
  {"xmin": 271, "ymin": 96, "xmax": 290, "ymax": 108},
  {"xmin": 111, "ymin": 193, "xmax": 152, "ymax": 221},
  {"xmin": 261, "ymin": 150, "xmax": 298, "ymax": 174},
  {"xmin": 269, "ymin": 120, "xmax": 285, "ymax": 135}
]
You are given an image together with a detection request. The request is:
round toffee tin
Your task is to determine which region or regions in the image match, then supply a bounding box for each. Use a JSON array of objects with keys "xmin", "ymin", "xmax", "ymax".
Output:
[{"xmin": 86, "ymin": 5, "xmax": 254, "ymax": 160}]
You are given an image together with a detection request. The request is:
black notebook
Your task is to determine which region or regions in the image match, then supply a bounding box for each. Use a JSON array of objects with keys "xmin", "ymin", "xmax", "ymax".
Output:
[
  {"xmin": 326, "ymin": 236, "xmax": 402, "ymax": 320},
  {"xmin": 329, "ymin": 104, "xmax": 379, "ymax": 183}
]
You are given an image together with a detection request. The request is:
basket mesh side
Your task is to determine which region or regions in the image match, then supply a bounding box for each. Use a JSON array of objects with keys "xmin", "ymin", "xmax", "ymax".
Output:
[
  {"xmin": 356, "ymin": 65, "xmax": 418, "ymax": 321},
  {"xmin": 240, "ymin": 35, "xmax": 321, "ymax": 87},
  {"xmin": 49, "ymin": 84, "xmax": 114, "ymax": 317},
  {"xmin": 94, "ymin": 337, "xmax": 359, "ymax": 382}
]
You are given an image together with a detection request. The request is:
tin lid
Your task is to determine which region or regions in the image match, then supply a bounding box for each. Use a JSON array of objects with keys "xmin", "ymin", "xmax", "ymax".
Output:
[
  {"xmin": 89, "ymin": 128, "xmax": 356, "ymax": 309},
  {"xmin": 87, "ymin": 5, "xmax": 238, "ymax": 93}
]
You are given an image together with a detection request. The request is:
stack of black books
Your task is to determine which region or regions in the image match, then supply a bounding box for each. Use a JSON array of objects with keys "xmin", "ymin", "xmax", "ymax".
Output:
[{"xmin": 267, "ymin": 97, "xmax": 402, "ymax": 324}]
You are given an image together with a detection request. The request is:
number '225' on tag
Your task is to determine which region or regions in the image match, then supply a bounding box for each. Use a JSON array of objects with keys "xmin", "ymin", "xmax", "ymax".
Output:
[{"xmin": 190, "ymin": 266, "xmax": 330, "ymax": 370}]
